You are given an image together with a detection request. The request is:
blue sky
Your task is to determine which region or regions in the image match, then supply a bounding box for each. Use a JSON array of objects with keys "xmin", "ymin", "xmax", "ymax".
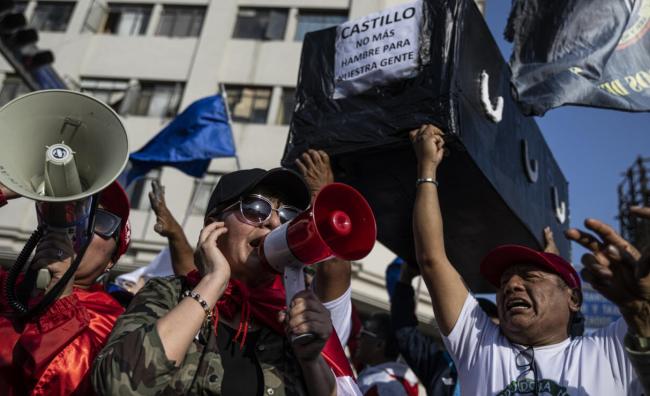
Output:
[{"xmin": 483, "ymin": 2, "xmax": 650, "ymax": 263}]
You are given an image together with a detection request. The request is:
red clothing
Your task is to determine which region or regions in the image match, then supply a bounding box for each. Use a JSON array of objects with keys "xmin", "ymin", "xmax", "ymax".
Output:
[
  {"xmin": 0, "ymin": 271, "xmax": 123, "ymax": 395},
  {"xmin": 186, "ymin": 269, "xmax": 356, "ymax": 379}
]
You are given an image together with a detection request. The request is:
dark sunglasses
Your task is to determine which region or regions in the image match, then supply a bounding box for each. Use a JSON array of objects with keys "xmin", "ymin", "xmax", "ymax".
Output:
[
  {"xmin": 221, "ymin": 194, "xmax": 302, "ymax": 226},
  {"xmin": 94, "ymin": 208, "xmax": 121, "ymax": 242}
]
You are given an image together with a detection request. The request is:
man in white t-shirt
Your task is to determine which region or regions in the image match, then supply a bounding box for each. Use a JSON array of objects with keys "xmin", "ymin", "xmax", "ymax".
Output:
[{"xmin": 408, "ymin": 124, "xmax": 649, "ymax": 395}]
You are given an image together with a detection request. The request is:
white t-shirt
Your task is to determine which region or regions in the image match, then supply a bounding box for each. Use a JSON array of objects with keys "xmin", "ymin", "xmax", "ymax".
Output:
[
  {"xmin": 317, "ymin": 285, "xmax": 360, "ymax": 396},
  {"xmin": 443, "ymin": 294, "xmax": 643, "ymax": 395},
  {"xmin": 322, "ymin": 284, "xmax": 353, "ymax": 347}
]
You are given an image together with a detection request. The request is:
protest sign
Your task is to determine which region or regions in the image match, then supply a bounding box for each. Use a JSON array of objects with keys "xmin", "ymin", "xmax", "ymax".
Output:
[{"xmin": 334, "ymin": 0, "xmax": 425, "ymax": 98}]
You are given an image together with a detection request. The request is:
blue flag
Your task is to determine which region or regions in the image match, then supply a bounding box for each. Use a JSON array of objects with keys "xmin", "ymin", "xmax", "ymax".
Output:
[{"xmin": 122, "ymin": 94, "xmax": 236, "ymax": 186}]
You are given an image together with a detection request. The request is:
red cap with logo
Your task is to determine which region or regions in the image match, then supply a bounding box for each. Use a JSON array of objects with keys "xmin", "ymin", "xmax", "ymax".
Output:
[
  {"xmin": 480, "ymin": 244, "xmax": 581, "ymax": 290},
  {"xmin": 99, "ymin": 181, "xmax": 131, "ymax": 261}
]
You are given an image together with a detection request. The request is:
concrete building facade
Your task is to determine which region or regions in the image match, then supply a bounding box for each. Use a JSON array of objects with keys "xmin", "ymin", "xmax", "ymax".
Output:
[{"xmin": 0, "ymin": 0, "xmax": 486, "ymax": 324}]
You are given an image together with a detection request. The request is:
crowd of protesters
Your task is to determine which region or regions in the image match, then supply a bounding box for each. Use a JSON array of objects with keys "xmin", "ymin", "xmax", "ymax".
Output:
[{"xmin": 0, "ymin": 125, "xmax": 648, "ymax": 395}]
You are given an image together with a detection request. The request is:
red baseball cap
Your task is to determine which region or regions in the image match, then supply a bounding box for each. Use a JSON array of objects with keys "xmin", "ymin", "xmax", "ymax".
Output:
[
  {"xmin": 99, "ymin": 181, "xmax": 131, "ymax": 261},
  {"xmin": 480, "ymin": 245, "xmax": 581, "ymax": 290}
]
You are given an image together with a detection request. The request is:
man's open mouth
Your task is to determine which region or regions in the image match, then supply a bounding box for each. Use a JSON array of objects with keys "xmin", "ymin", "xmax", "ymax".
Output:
[{"xmin": 505, "ymin": 298, "xmax": 532, "ymax": 313}]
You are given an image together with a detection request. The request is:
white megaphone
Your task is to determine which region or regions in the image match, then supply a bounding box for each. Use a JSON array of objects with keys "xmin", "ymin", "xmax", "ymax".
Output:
[
  {"xmin": 258, "ymin": 183, "xmax": 376, "ymax": 340},
  {"xmin": 0, "ymin": 90, "xmax": 129, "ymax": 317}
]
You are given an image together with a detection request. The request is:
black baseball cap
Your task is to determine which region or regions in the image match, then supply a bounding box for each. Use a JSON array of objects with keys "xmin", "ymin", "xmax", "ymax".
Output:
[{"xmin": 205, "ymin": 167, "xmax": 311, "ymax": 219}]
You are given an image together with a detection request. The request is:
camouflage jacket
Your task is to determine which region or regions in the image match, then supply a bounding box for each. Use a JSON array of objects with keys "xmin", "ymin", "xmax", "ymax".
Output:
[{"xmin": 92, "ymin": 277, "xmax": 309, "ymax": 396}]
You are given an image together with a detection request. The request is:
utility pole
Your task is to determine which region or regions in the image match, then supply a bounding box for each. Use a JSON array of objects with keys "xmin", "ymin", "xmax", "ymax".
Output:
[{"xmin": 0, "ymin": 2, "xmax": 66, "ymax": 91}]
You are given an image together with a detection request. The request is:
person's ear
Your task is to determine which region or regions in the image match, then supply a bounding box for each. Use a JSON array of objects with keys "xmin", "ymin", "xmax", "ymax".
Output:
[{"xmin": 568, "ymin": 288, "xmax": 582, "ymax": 313}]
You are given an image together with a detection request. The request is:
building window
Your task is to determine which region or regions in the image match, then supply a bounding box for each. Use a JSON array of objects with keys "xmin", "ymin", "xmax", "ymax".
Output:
[
  {"xmin": 129, "ymin": 81, "xmax": 183, "ymax": 118},
  {"xmin": 127, "ymin": 169, "xmax": 159, "ymax": 210},
  {"xmin": 277, "ymin": 88, "xmax": 295, "ymax": 125},
  {"xmin": 0, "ymin": 75, "xmax": 29, "ymax": 106},
  {"xmin": 80, "ymin": 78, "xmax": 129, "ymax": 110},
  {"xmin": 232, "ymin": 7, "xmax": 288, "ymax": 40},
  {"xmin": 102, "ymin": 4, "xmax": 152, "ymax": 36},
  {"xmin": 156, "ymin": 5, "xmax": 205, "ymax": 37},
  {"xmin": 31, "ymin": 1, "xmax": 75, "ymax": 32},
  {"xmin": 225, "ymin": 85, "xmax": 272, "ymax": 124},
  {"xmin": 294, "ymin": 10, "xmax": 347, "ymax": 41},
  {"xmin": 82, "ymin": 0, "xmax": 109, "ymax": 33},
  {"xmin": 189, "ymin": 172, "xmax": 223, "ymax": 215}
]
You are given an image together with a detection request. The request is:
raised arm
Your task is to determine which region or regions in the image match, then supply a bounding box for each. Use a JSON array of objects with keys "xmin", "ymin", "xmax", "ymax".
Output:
[
  {"xmin": 149, "ymin": 180, "xmax": 195, "ymax": 276},
  {"xmin": 410, "ymin": 124, "xmax": 468, "ymax": 336},
  {"xmin": 155, "ymin": 222, "xmax": 230, "ymax": 363},
  {"xmin": 566, "ymin": 206, "xmax": 650, "ymax": 394},
  {"xmin": 565, "ymin": 217, "xmax": 650, "ymax": 338},
  {"xmin": 543, "ymin": 226, "xmax": 560, "ymax": 255},
  {"xmin": 296, "ymin": 149, "xmax": 351, "ymax": 302}
]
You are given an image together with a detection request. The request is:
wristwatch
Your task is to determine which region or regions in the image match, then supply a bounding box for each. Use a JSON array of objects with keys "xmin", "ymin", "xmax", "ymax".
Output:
[{"xmin": 625, "ymin": 331, "xmax": 650, "ymax": 352}]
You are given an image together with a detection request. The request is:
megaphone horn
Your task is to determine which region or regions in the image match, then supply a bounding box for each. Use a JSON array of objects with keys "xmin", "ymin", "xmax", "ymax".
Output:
[
  {"xmin": 259, "ymin": 183, "xmax": 377, "ymax": 333},
  {"xmin": 0, "ymin": 90, "xmax": 129, "ymax": 202},
  {"xmin": 261, "ymin": 183, "xmax": 376, "ymax": 273},
  {"xmin": 0, "ymin": 90, "xmax": 129, "ymax": 318}
]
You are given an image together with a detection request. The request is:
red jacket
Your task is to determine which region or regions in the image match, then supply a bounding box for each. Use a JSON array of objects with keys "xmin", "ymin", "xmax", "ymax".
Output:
[{"xmin": 0, "ymin": 271, "xmax": 123, "ymax": 395}]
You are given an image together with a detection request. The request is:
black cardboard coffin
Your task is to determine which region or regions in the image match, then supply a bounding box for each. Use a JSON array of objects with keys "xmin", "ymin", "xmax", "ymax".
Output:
[{"xmin": 282, "ymin": 0, "xmax": 569, "ymax": 292}]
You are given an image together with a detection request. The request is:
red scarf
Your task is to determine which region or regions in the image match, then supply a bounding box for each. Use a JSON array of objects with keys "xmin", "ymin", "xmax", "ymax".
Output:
[{"xmin": 185, "ymin": 270, "xmax": 354, "ymax": 378}]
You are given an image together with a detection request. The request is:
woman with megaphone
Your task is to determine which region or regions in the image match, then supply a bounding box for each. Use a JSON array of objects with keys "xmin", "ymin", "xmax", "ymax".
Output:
[
  {"xmin": 93, "ymin": 166, "xmax": 365, "ymax": 396},
  {"xmin": 0, "ymin": 181, "xmax": 131, "ymax": 396}
]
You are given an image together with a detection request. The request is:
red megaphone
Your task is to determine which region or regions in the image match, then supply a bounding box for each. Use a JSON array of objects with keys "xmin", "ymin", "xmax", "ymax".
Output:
[
  {"xmin": 260, "ymin": 182, "xmax": 376, "ymax": 272},
  {"xmin": 259, "ymin": 183, "xmax": 376, "ymax": 323}
]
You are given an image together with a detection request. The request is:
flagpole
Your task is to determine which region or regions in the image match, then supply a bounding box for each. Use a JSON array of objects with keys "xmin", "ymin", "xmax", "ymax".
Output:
[{"xmin": 219, "ymin": 83, "xmax": 241, "ymax": 171}]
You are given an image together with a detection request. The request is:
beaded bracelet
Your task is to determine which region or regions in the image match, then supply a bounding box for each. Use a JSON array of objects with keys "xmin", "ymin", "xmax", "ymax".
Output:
[{"xmin": 182, "ymin": 290, "xmax": 212, "ymax": 321}]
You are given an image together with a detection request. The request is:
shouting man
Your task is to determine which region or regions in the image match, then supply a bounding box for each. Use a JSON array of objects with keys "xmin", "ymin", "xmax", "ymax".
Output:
[{"xmin": 410, "ymin": 124, "xmax": 645, "ymax": 395}]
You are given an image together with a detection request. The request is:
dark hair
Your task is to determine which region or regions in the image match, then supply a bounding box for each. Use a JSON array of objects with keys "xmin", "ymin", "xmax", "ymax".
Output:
[
  {"xmin": 367, "ymin": 312, "xmax": 400, "ymax": 360},
  {"xmin": 477, "ymin": 297, "xmax": 498, "ymax": 319}
]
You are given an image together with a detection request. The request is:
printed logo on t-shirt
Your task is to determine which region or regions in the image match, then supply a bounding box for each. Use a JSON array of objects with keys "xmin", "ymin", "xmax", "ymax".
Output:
[{"xmin": 497, "ymin": 379, "xmax": 570, "ymax": 396}]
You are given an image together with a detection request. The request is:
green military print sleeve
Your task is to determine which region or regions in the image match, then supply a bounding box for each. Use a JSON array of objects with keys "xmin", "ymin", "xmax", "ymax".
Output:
[
  {"xmin": 92, "ymin": 276, "xmax": 312, "ymax": 396},
  {"xmin": 91, "ymin": 277, "xmax": 219, "ymax": 395}
]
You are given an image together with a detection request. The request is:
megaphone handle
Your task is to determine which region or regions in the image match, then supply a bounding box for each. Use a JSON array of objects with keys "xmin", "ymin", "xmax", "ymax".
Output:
[
  {"xmin": 283, "ymin": 265, "xmax": 305, "ymax": 308},
  {"xmin": 283, "ymin": 265, "xmax": 316, "ymax": 345}
]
